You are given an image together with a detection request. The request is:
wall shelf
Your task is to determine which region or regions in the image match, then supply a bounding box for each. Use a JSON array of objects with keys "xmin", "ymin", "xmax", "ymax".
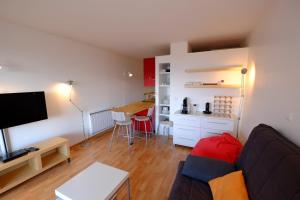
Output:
[
  {"xmin": 0, "ymin": 163, "xmax": 37, "ymax": 189},
  {"xmin": 185, "ymin": 65, "xmax": 243, "ymax": 73},
  {"xmin": 159, "ymin": 104, "xmax": 170, "ymax": 107},
  {"xmin": 159, "ymin": 85, "xmax": 170, "ymax": 88},
  {"xmin": 41, "ymin": 149, "xmax": 68, "ymax": 170},
  {"xmin": 156, "ymin": 62, "xmax": 171, "ymax": 133},
  {"xmin": 160, "ymin": 113, "xmax": 170, "ymax": 117},
  {"xmin": 184, "ymin": 84, "xmax": 240, "ymax": 89}
]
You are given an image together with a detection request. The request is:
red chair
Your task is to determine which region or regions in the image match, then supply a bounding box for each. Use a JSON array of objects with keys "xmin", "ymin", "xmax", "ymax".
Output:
[{"xmin": 133, "ymin": 106, "xmax": 154, "ymax": 143}]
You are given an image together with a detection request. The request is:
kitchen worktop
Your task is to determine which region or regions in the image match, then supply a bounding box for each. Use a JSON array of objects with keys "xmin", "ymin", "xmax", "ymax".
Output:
[
  {"xmin": 174, "ymin": 110, "xmax": 237, "ymax": 120},
  {"xmin": 113, "ymin": 101, "xmax": 154, "ymax": 115}
]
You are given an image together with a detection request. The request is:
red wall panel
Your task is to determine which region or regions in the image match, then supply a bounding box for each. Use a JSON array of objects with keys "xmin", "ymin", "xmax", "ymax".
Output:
[{"xmin": 144, "ymin": 57, "xmax": 155, "ymax": 87}]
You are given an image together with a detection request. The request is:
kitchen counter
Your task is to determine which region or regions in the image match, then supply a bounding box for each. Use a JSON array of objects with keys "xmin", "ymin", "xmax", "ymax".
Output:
[
  {"xmin": 174, "ymin": 110, "xmax": 237, "ymax": 120},
  {"xmin": 113, "ymin": 101, "xmax": 154, "ymax": 116}
]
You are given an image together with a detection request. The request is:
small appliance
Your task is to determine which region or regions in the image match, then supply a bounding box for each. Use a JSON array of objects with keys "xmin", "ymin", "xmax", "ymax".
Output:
[
  {"xmin": 181, "ymin": 97, "xmax": 189, "ymax": 114},
  {"xmin": 203, "ymin": 102, "xmax": 212, "ymax": 114},
  {"xmin": 162, "ymin": 106, "xmax": 169, "ymax": 114}
]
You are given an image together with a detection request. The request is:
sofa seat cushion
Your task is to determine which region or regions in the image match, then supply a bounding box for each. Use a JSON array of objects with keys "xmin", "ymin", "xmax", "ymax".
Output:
[
  {"xmin": 168, "ymin": 161, "xmax": 213, "ymax": 200},
  {"xmin": 191, "ymin": 133, "xmax": 242, "ymax": 163},
  {"xmin": 182, "ymin": 155, "xmax": 235, "ymax": 182}
]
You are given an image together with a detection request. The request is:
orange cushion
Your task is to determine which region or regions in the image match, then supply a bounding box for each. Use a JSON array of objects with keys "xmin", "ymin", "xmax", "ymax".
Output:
[{"xmin": 208, "ymin": 170, "xmax": 249, "ymax": 200}]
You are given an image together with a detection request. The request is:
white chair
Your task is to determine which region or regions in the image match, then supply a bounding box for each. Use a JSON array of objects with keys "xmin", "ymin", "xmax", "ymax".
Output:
[
  {"xmin": 109, "ymin": 111, "xmax": 133, "ymax": 151},
  {"xmin": 157, "ymin": 120, "xmax": 173, "ymax": 143},
  {"xmin": 134, "ymin": 106, "xmax": 154, "ymax": 144}
]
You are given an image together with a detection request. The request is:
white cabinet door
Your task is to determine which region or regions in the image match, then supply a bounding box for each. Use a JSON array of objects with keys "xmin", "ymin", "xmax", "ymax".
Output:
[
  {"xmin": 201, "ymin": 128, "xmax": 225, "ymax": 138},
  {"xmin": 173, "ymin": 114, "xmax": 201, "ymax": 128},
  {"xmin": 174, "ymin": 125, "xmax": 201, "ymax": 139},
  {"xmin": 201, "ymin": 118, "xmax": 234, "ymax": 131},
  {"xmin": 173, "ymin": 136, "xmax": 198, "ymax": 147},
  {"xmin": 173, "ymin": 125, "xmax": 200, "ymax": 147}
]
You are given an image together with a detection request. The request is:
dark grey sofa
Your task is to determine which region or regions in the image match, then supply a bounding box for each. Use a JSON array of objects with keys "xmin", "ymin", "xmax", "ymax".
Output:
[{"xmin": 168, "ymin": 124, "xmax": 300, "ymax": 200}]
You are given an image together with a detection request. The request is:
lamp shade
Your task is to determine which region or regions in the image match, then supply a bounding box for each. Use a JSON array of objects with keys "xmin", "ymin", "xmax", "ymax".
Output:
[{"xmin": 241, "ymin": 68, "xmax": 248, "ymax": 75}]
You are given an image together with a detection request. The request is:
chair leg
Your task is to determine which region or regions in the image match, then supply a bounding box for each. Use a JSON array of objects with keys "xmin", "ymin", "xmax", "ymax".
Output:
[
  {"xmin": 132, "ymin": 119, "xmax": 135, "ymax": 137},
  {"xmin": 144, "ymin": 121, "xmax": 148, "ymax": 144},
  {"xmin": 160, "ymin": 126, "xmax": 163, "ymax": 144},
  {"xmin": 167, "ymin": 127, "xmax": 170, "ymax": 144},
  {"xmin": 117, "ymin": 125, "xmax": 121, "ymax": 141},
  {"xmin": 132, "ymin": 123, "xmax": 135, "ymax": 136},
  {"xmin": 163, "ymin": 126, "xmax": 167, "ymax": 144},
  {"xmin": 126, "ymin": 125, "xmax": 130, "ymax": 147},
  {"xmin": 109, "ymin": 124, "xmax": 117, "ymax": 151},
  {"xmin": 138, "ymin": 121, "xmax": 141, "ymax": 135},
  {"xmin": 136, "ymin": 121, "xmax": 139, "ymax": 136},
  {"xmin": 149, "ymin": 119, "xmax": 153, "ymax": 136},
  {"xmin": 130, "ymin": 124, "xmax": 134, "ymax": 145}
]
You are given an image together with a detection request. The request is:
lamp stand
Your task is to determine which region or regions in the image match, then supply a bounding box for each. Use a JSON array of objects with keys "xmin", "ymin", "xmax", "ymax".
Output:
[
  {"xmin": 236, "ymin": 68, "xmax": 247, "ymax": 139},
  {"xmin": 67, "ymin": 81, "xmax": 91, "ymax": 148}
]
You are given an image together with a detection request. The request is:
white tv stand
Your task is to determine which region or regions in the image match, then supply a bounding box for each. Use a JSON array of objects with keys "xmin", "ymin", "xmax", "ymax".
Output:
[{"xmin": 0, "ymin": 137, "xmax": 70, "ymax": 194}]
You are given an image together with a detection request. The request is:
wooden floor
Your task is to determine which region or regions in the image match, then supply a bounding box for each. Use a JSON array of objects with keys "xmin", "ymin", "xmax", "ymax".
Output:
[{"xmin": 0, "ymin": 131, "xmax": 191, "ymax": 200}]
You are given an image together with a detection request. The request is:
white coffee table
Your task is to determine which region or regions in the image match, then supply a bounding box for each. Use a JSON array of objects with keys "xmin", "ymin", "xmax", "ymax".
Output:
[{"xmin": 55, "ymin": 162, "xmax": 130, "ymax": 200}]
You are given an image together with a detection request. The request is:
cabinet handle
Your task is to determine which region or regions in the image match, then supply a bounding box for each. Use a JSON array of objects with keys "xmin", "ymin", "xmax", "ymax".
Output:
[
  {"xmin": 178, "ymin": 127, "xmax": 197, "ymax": 131},
  {"xmin": 208, "ymin": 122, "xmax": 227, "ymax": 125},
  {"xmin": 206, "ymin": 131, "xmax": 221, "ymax": 134},
  {"xmin": 178, "ymin": 137, "xmax": 194, "ymax": 141}
]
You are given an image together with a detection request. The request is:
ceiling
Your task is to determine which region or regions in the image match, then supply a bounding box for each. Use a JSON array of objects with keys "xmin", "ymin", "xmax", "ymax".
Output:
[{"xmin": 0, "ymin": 0, "xmax": 271, "ymax": 59}]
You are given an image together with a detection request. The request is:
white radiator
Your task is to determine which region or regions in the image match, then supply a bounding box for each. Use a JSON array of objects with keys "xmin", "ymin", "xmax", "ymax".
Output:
[{"xmin": 89, "ymin": 109, "xmax": 114, "ymax": 135}]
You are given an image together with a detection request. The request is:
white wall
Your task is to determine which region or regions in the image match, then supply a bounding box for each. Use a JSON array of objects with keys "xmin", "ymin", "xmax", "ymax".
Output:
[
  {"xmin": 240, "ymin": 0, "xmax": 300, "ymax": 145},
  {"xmin": 0, "ymin": 19, "xmax": 143, "ymax": 151},
  {"xmin": 169, "ymin": 47, "xmax": 248, "ymax": 116}
]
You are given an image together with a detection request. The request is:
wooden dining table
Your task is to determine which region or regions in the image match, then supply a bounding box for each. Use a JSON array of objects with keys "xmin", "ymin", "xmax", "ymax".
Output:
[{"xmin": 112, "ymin": 101, "xmax": 154, "ymax": 116}]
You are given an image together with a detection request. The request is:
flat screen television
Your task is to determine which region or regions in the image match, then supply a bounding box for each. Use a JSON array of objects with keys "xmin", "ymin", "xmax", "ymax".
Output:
[{"xmin": 0, "ymin": 91, "xmax": 48, "ymax": 129}]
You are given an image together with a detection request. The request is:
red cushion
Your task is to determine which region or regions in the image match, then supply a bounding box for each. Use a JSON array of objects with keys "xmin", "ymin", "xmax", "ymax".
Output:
[{"xmin": 191, "ymin": 133, "xmax": 243, "ymax": 163}]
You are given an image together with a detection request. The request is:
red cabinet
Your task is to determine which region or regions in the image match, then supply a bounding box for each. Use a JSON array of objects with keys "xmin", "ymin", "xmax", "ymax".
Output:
[{"xmin": 144, "ymin": 57, "xmax": 155, "ymax": 87}]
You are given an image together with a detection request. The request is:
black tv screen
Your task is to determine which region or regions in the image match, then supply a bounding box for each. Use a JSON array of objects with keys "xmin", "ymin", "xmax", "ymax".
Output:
[{"xmin": 0, "ymin": 92, "xmax": 48, "ymax": 129}]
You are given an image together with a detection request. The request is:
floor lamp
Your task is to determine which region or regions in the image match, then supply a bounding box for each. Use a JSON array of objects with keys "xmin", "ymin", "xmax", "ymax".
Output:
[
  {"xmin": 236, "ymin": 68, "xmax": 248, "ymax": 139},
  {"xmin": 67, "ymin": 80, "xmax": 90, "ymax": 147}
]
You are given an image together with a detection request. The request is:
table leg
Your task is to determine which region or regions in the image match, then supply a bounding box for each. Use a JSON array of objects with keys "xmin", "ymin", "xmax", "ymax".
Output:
[
  {"xmin": 127, "ymin": 178, "xmax": 131, "ymax": 200},
  {"xmin": 130, "ymin": 124, "xmax": 134, "ymax": 145}
]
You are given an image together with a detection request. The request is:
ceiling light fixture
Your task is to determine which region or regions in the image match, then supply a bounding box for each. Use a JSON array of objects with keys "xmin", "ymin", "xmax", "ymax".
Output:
[{"xmin": 128, "ymin": 72, "xmax": 133, "ymax": 77}]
